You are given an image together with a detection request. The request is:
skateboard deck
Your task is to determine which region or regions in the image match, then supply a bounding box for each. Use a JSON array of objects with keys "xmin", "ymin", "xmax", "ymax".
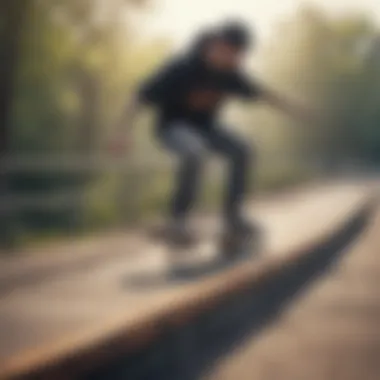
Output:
[{"xmin": 145, "ymin": 222, "xmax": 264, "ymax": 280}]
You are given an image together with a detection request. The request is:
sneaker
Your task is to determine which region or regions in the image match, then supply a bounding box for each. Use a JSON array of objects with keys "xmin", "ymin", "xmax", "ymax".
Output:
[
  {"xmin": 226, "ymin": 217, "xmax": 261, "ymax": 239},
  {"xmin": 149, "ymin": 221, "xmax": 197, "ymax": 248},
  {"xmin": 168, "ymin": 222, "xmax": 198, "ymax": 248},
  {"xmin": 220, "ymin": 218, "xmax": 262, "ymax": 260}
]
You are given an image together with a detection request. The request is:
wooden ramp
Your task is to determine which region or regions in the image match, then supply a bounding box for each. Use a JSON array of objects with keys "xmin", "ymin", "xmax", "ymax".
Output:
[
  {"xmin": 0, "ymin": 181, "xmax": 376, "ymax": 380},
  {"xmin": 206, "ymin": 190, "xmax": 380, "ymax": 380}
]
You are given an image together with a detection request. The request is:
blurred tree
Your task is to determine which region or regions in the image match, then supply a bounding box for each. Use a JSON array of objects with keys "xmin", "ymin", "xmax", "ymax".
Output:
[
  {"xmin": 0, "ymin": 0, "xmax": 32, "ymax": 157},
  {"xmin": 0, "ymin": 0, "xmax": 33, "ymax": 248},
  {"xmin": 3, "ymin": 0, "xmax": 166, "ymax": 242},
  {"xmin": 8, "ymin": 2, "xmax": 380, "ymax": 247},
  {"xmin": 256, "ymin": 5, "xmax": 380, "ymax": 170}
]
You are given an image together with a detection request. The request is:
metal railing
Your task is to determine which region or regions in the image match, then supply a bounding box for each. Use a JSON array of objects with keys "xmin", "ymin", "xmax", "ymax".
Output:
[
  {"xmin": 0, "ymin": 154, "xmax": 172, "ymax": 212},
  {"xmin": 0, "ymin": 152, "xmax": 327, "ymax": 213}
]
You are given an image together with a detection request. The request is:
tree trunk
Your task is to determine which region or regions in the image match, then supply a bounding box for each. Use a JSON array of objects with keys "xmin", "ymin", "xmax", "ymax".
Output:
[
  {"xmin": 0, "ymin": 0, "xmax": 31, "ymax": 156},
  {"xmin": 0, "ymin": 0, "xmax": 31, "ymax": 249},
  {"xmin": 77, "ymin": 72, "xmax": 101, "ymax": 153},
  {"xmin": 71, "ymin": 69, "xmax": 101, "ymax": 230}
]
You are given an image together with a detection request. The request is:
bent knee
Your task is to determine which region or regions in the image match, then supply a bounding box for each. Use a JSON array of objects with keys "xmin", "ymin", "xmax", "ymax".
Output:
[
  {"xmin": 231, "ymin": 141, "xmax": 254, "ymax": 164},
  {"xmin": 183, "ymin": 141, "xmax": 206, "ymax": 164},
  {"xmin": 161, "ymin": 125, "xmax": 207, "ymax": 163}
]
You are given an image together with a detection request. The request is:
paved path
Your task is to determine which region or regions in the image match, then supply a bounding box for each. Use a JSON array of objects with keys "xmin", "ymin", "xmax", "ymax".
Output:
[
  {"xmin": 206, "ymin": 187, "xmax": 380, "ymax": 380},
  {"xmin": 0, "ymin": 181, "xmax": 372, "ymax": 377}
]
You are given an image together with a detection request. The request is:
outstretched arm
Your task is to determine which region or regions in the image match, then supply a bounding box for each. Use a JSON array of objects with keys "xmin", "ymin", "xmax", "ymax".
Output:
[
  {"xmin": 110, "ymin": 95, "xmax": 143, "ymax": 153},
  {"xmin": 111, "ymin": 69, "xmax": 168, "ymax": 152},
  {"xmin": 115, "ymin": 94, "xmax": 142, "ymax": 136},
  {"xmin": 110, "ymin": 59, "xmax": 184, "ymax": 153},
  {"xmin": 233, "ymin": 73, "xmax": 314, "ymax": 122},
  {"xmin": 260, "ymin": 86, "xmax": 312, "ymax": 122}
]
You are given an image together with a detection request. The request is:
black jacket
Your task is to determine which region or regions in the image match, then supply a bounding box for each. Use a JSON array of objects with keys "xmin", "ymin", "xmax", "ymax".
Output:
[{"xmin": 138, "ymin": 39, "xmax": 261, "ymax": 129}]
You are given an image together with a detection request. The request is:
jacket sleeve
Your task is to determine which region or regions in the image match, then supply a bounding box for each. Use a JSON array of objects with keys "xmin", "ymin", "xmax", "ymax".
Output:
[
  {"xmin": 230, "ymin": 71, "xmax": 263, "ymax": 99},
  {"xmin": 138, "ymin": 59, "xmax": 185, "ymax": 105}
]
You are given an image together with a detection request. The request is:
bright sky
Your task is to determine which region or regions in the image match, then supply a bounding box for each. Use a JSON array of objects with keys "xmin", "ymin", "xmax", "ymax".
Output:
[{"xmin": 138, "ymin": 0, "xmax": 379, "ymax": 46}]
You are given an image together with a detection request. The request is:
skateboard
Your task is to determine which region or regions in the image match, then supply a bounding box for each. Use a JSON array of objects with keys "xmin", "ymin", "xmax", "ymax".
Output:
[{"xmin": 146, "ymin": 222, "xmax": 264, "ymax": 280}]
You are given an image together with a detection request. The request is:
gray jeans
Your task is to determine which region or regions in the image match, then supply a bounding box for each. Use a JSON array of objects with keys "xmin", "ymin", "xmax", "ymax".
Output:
[{"xmin": 158, "ymin": 123, "xmax": 253, "ymax": 227}]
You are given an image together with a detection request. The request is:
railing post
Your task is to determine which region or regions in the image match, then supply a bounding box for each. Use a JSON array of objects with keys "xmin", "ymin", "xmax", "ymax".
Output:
[
  {"xmin": 0, "ymin": 169, "xmax": 14, "ymax": 251},
  {"xmin": 118, "ymin": 158, "xmax": 141, "ymax": 225}
]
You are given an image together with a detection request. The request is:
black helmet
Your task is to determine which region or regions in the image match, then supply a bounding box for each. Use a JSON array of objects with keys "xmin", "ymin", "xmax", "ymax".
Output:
[{"xmin": 217, "ymin": 21, "xmax": 253, "ymax": 50}]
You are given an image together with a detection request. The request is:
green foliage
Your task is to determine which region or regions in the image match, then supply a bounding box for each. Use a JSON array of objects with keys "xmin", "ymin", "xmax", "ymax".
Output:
[
  {"xmin": 7, "ymin": 0, "xmax": 170, "ymax": 243},
  {"xmin": 256, "ymin": 6, "xmax": 380, "ymax": 164},
  {"xmin": 6, "ymin": 2, "xmax": 380, "ymax": 248}
]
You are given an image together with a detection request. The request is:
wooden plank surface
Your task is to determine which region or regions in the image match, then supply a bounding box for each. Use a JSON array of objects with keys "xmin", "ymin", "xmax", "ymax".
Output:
[{"xmin": 0, "ymin": 181, "xmax": 375, "ymax": 379}]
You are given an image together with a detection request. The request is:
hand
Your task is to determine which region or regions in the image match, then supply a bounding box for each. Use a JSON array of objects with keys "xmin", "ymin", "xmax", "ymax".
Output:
[
  {"xmin": 263, "ymin": 90, "xmax": 320, "ymax": 124},
  {"xmin": 109, "ymin": 134, "xmax": 131, "ymax": 156},
  {"xmin": 294, "ymin": 105, "xmax": 320, "ymax": 125}
]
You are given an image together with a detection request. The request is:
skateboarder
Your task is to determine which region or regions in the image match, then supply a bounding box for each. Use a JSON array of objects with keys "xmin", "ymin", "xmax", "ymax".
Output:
[{"xmin": 112, "ymin": 21, "xmax": 310, "ymax": 246}]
